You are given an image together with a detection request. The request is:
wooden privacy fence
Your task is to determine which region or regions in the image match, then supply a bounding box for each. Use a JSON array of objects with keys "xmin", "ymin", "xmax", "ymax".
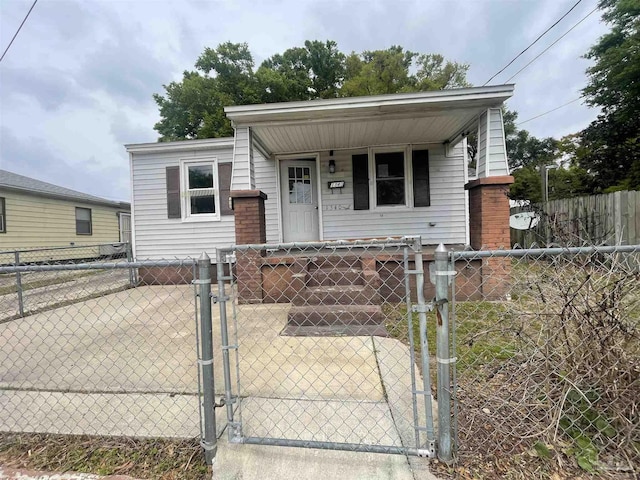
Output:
[{"xmin": 511, "ymin": 190, "xmax": 640, "ymax": 247}]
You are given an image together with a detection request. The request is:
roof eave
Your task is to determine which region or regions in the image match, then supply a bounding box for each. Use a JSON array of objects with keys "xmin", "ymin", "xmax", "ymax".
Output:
[
  {"xmin": 0, "ymin": 185, "xmax": 130, "ymax": 210},
  {"xmin": 225, "ymin": 85, "xmax": 515, "ymax": 126},
  {"xmin": 125, "ymin": 137, "xmax": 235, "ymax": 154}
]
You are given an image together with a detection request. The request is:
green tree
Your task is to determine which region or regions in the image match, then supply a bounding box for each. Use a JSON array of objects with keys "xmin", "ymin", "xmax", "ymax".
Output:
[
  {"xmin": 153, "ymin": 41, "xmax": 471, "ymax": 140},
  {"xmin": 576, "ymin": 0, "xmax": 640, "ymax": 191}
]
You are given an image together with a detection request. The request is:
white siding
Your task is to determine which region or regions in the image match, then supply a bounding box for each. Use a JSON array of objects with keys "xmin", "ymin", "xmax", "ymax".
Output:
[
  {"xmin": 253, "ymin": 150, "xmax": 279, "ymax": 243},
  {"xmin": 318, "ymin": 145, "xmax": 467, "ymax": 244},
  {"xmin": 131, "ymin": 144, "xmax": 279, "ymax": 259},
  {"xmin": 476, "ymin": 108, "xmax": 509, "ymax": 178},
  {"xmin": 231, "ymin": 127, "xmax": 253, "ymax": 190}
]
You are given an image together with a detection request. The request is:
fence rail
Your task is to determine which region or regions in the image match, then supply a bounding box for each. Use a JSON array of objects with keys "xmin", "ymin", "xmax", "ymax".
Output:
[{"xmin": 511, "ymin": 190, "xmax": 640, "ymax": 247}]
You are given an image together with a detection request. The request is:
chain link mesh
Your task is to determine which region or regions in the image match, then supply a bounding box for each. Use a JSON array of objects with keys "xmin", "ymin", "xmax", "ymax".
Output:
[
  {"xmin": 0, "ymin": 250, "xmax": 205, "ymax": 441},
  {"xmin": 222, "ymin": 238, "xmax": 436, "ymax": 455},
  {"xmin": 450, "ymin": 245, "xmax": 640, "ymax": 474}
]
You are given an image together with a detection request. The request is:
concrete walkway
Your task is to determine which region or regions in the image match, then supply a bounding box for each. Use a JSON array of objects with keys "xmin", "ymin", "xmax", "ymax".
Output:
[{"xmin": 1, "ymin": 285, "xmax": 439, "ymax": 479}]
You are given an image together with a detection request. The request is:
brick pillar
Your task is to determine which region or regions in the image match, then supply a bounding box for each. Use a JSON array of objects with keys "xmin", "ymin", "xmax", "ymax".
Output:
[
  {"xmin": 465, "ymin": 176, "xmax": 514, "ymax": 299},
  {"xmin": 230, "ymin": 190, "xmax": 267, "ymax": 303}
]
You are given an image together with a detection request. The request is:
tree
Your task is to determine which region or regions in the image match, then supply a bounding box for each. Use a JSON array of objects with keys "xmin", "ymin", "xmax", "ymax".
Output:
[
  {"xmin": 153, "ymin": 41, "xmax": 471, "ymax": 140},
  {"xmin": 575, "ymin": 0, "xmax": 640, "ymax": 192}
]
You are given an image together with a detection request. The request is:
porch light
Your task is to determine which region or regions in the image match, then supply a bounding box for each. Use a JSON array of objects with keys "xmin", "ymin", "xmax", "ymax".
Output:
[{"xmin": 329, "ymin": 158, "xmax": 336, "ymax": 174}]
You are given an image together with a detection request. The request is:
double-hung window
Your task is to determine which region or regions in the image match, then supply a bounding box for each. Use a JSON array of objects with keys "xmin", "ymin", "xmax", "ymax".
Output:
[
  {"xmin": 75, "ymin": 207, "xmax": 92, "ymax": 235},
  {"xmin": 0, "ymin": 197, "xmax": 6, "ymax": 233},
  {"xmin": 352, "ymin": 147, "xmax": 430, "ymax": 210},
  {"xmin": 181, "ymin": 159, "xmax": 219, "ymax": 221}
]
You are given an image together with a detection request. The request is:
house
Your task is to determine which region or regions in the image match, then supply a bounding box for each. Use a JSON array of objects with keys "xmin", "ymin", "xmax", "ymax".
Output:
[
  {"xmin": 0, "ymin": 169, "xmax": 131, "ymax": 254},
  {"xmin": 126, "ymin": 85, "xmax": 515, "ymax": 317}
]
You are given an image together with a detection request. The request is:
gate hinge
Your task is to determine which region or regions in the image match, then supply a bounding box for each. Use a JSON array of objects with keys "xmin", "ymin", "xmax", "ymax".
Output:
[
  {"xmin": 214, "ymin": 398, "xmax": 226, "ymax": 409},
  {"xmin": 411, "ymin": 303, "xmax": 433, "ymax": 314},
  {"xmin": 210, "ymin": 294, "xmax": 230, "ymax": 303}
]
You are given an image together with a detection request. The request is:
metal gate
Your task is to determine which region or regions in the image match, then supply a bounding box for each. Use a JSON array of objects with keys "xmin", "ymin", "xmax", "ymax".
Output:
[{"xmin": 205, "ymin": 237, "xmax": 450, "ymax": 459}]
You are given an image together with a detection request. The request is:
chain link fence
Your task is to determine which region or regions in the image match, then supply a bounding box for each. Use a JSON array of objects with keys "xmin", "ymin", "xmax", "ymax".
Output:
[
  {"xmin": 0, "ymin": 256, "xmax": 210, "ymax": 442},
  {"xmin": 0, "ymin": 243, "xmax": 132, "ymax": 319},
  {"xmin": 217, "ymin": 238, "xmax": 438, "ymax": 457},
  {"xmin": 450, "ymin": 245, "xmax": 640, "ymax": 475}
]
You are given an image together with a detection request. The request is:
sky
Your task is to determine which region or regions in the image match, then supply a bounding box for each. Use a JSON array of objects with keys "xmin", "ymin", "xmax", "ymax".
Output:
[{"xmin": 0, "ymin": 0, "xmax": 609, "ymax": 202}]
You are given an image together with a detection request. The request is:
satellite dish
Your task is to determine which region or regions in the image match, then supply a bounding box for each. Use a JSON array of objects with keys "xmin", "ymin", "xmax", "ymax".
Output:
[{"xmin": 510, "ymin": 211, "xmax": 540, "ymax": 230}]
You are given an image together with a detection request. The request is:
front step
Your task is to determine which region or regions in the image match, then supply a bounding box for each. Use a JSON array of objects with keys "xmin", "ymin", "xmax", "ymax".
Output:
[
  {"xmin": 281, "ymin": 323, "xmax": 389, "ymax": 337},
  {"xmin": 287, "ymin": 304, "xmax": 384, "ymax": 326},
  {"xmin": 292, "ymin": 285, "xmax": 380, "ymax": 306},
  {"xmin": 306, "ymin": 267, "xmax": 364, "ymax": 287}
]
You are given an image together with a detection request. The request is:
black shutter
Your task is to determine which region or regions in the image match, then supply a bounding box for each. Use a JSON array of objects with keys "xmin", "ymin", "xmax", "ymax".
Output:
[
  {"xmin": 219, "ymin": 163, "xmax": 234, "ymax": 216},
  {"xmin": 412, "ymin": 150, "xmax": 430, "ymax": 207},
  {"xmin": 352, "ymin": 153, "xmax": 369, "ymax": 210},
  {"xmin": 166, "ymin": 166, "xmax": 181, "ymax": 219}
]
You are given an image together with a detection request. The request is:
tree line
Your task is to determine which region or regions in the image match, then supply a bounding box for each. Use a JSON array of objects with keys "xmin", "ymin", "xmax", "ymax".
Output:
[{"xmin": 153, "ymin": 0, "xmax": 639, "ymax": 201}]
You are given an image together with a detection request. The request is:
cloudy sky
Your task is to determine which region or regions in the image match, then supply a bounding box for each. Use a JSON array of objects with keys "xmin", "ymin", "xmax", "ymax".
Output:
[{"xmin": 0, "ymin": 0, "xmax": 608, "ymax": 202}]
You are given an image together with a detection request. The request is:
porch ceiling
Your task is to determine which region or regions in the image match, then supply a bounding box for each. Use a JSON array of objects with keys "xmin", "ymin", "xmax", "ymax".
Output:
[{"xmin": 225, "ymin": 85, "xmax": 514, "ymax": 155}]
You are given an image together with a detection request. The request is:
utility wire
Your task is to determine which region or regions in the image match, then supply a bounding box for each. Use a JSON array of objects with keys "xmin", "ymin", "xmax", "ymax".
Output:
[
  {"xmin": 483, "ymin": 0, "xmax": 583, "ymax": 85},
  {"xmin": 506, "ymin": 6, "xmax": 599, "ymax": 82},
  {"xmin": 517, "ymin": 97, "xmax": 581, "ymax": 126},
  {"xmin": 0, "ymin": 0, "xmax": 39, "ymax": 63}
]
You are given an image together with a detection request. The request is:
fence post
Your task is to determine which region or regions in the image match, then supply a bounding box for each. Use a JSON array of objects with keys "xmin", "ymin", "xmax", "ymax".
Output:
[
  {"xmin": 217, "ymin": 249, "xmax": 241, "ymax": 442},
  {"xmin": 126, "ymin": 242, "xmax": 135, "ymax": 287},
  {"xmin": 14, "ymin": 251, "xmax": 24, "ymax": 317},
  {"xmin": 197, "ymin": 252, "xmax": 217, "ymax": 464},
  {"xmin": 435, "ymin": 243, "xmax": 452, "ymax": 462}
]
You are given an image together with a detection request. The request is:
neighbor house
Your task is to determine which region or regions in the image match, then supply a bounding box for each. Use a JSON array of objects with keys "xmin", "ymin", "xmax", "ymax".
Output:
[
  {"xmin": 0, "ymin": 169, "xmax": 131, "ymax": 253},
  {"xmin": 126, "ymin": 85, "xmax": 515, "ymax": 308}
]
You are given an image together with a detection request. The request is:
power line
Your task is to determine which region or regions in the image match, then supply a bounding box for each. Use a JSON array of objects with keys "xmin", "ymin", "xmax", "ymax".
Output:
[
  {"xmin": 483, "ymin": 0, "xmax": 583, "ymax": 85},
  {"xmin": 517, "ymin": 97, "xmax": 581, "ymax": 126},
  {"xmin": 0, "ymin": 0, "xmax": 39, "ymax": 64},
  {"xmin": 506, "ymin": 6, "xmax": 599, "ymax": 82}
]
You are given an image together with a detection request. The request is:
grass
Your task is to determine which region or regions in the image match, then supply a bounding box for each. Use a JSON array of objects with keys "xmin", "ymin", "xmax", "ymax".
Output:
[
  {"xmin": 384, "ymin": 300, "xmax": 517, "ymax": 374},
  {"xmin": 0, "ymin": 433, "xmax": 210, "ymax": 479}
]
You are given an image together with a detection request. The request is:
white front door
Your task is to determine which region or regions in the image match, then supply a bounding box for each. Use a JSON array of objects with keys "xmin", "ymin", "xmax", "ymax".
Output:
[{"xmin": 280, "ymin": 159, "xmax": 319, "ymax": 242}]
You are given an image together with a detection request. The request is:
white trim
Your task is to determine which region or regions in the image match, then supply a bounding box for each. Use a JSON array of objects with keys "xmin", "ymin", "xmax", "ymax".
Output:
[
  {"xmin": 128, "ymin": 152, "xmax": 137, "ymax": 257},
  {"xmin": 125, "ymin": 137, "xmax": 234, "ymax": 154},
  {"xmin": 497, "ymin": 108, "xmax": 510, "ymax": 175},
  {"xmin": 179, "ymin": 157, "xmax": 221, "ymax": 223},
  {"xmin": 485, "ymin": 109, "xmax": 491, "ymax": 177},
  {"xmin": 462, "ymin": 137, "xmax": 470, "ymax": 246},
  {"xmin": 225, "ymin": 85, "xmax": 515, "ymax": 124},
  {"xmin": 276, "ymin": 153, "xmax": 322, "ymax": 242}
]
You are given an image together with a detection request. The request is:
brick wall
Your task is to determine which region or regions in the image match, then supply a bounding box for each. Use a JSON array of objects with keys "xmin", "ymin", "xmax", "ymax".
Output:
[
  {"xmin": 466, "ymin": 176, "xmax": 514, "ymax": 298},
  {"xmin": 230, "ymin": 190, "xmax": 267, "ymax": 303}
]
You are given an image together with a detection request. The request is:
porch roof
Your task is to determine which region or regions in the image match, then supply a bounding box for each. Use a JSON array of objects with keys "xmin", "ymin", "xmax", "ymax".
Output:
[{"xmin": 225, "ymin": 85, "xmax": 514, "ymax": 155}]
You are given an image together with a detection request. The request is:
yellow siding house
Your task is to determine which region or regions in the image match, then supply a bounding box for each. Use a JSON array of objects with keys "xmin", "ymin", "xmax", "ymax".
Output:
[{"xmin": 0, "ymin": 169, "xmax": 130, "ymax": 251}]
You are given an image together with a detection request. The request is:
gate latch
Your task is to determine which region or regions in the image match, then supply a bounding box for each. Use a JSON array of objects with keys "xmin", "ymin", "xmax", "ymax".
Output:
[
  {"xmin": 214, "ymin": 398, "xmax": 226, "ymax": 409},
  {"xmin": 411, "ymin": 303, "xmax": 433, "ymax": 314}
]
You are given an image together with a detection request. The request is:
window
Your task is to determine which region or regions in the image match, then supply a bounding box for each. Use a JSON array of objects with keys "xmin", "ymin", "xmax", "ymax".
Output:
[
  {"xmin": 0, "ymin": 197, "xmax": 5, "ymax": 233},
  {"xmin": 374, "ymin": 151, "xmax": 405, "ymax": 206},
  {"xmin": 76, "ymin": 207, "xmax": 92, "ymax": 235},
  {"xmin": 181, "ymin": 160, "xmax": 219, "ymax": 221},
  {"xmin": 351, "ymin": 147, "xmax": 431, "ymax": 210},
  {"xmin": 288, "ymin": 166, "xmax": 312, "ymax": 204}
]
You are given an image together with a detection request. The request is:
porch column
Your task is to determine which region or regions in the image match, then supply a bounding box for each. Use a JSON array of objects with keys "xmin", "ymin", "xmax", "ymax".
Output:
[
  {"xmin": 231, "ymin": 190, "xmax": 267, "ymax": 304},
  {"xmin": 465, "ymin": 176, "xmax": 514, "ymax": 299}
]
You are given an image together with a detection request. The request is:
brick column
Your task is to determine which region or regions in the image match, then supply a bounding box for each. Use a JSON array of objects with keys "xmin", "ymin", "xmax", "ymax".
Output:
[
  {"xmin": 230, "ymin": 190, "xmax": 267, "ymax": 303},
  {"xmin": 465, "ymin": 176, "xmax": 514, "ymax": 299}
]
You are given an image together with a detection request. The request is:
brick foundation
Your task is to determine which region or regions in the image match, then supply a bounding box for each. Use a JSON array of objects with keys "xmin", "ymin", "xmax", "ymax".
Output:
[
  {"xmin": 465, "ymin": 176, "xmax": 514, "ymax": 299},
  {"xmin": 231, "ymin": 190, "xmax": 267, "ymax": 303}
]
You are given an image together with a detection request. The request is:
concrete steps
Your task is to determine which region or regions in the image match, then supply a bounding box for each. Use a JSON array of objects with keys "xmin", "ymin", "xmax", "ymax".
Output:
[{"xmin": 285, "ymin": 256, "xmax": 387, "ymax": 337}]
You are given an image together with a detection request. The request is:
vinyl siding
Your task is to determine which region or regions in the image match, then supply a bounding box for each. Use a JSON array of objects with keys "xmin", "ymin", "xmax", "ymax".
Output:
[
  {"xmin": 131, "ymin": 145, "xmax": 279, "ymax": 259},
  {"xmin": 476, "ymin": 108, "xmax": 509, "ymax": 177},
  {"xmin": 318, "ymin": 144, "xmax": 467, "ymax": 244},
  {"xmin": 231, "ymin": 127, "xmax": 253, "ymax": 190},
  {"xmin": 0, "ymin": 189, "xmax": 125, "ymax": 250}
]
